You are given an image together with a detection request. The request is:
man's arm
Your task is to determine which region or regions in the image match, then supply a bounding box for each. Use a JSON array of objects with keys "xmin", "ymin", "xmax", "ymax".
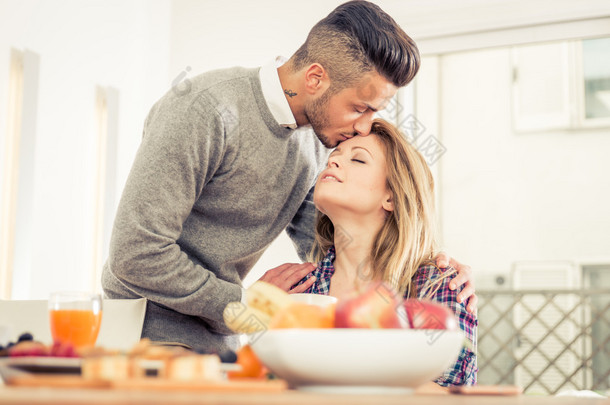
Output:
[
  {"xmin": 106, "ymin": 95, "xmax": 239, "ymax": 335},
  {"xmin": 253, "ymin": 186, "xmax": 318, "ymax": 292},
  {"xmin": 285, "ymin": 186, "xmax": 317, "ymax": 262}
]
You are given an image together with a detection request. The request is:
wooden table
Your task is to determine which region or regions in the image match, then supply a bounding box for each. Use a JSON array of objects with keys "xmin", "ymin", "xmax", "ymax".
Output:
[{"xmin": 0, "ymin": 385, "xmax": 608, "ymax": 405}]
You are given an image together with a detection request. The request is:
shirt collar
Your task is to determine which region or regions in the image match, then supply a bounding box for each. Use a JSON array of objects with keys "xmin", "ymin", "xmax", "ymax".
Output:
[{"xmin": 259, "ymin": 56, "xmax": 297, "ymax": 129}]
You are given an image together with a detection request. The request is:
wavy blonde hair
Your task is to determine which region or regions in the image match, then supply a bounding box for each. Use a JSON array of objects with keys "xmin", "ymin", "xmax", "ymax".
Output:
[{"xmin": 311, "ymin": 119, "xmax": 449, "ymax": 298}]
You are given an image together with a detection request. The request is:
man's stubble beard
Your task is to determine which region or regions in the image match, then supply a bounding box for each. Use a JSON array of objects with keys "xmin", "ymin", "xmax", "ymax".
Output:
[{"xmin": 304, "ymin": 89, "xmax": 335, "ymax": 148}]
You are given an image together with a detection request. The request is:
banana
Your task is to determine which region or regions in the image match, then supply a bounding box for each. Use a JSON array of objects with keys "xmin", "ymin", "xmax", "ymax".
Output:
[
  {"xmin": 246, "ymin": 281, "xmax": 293, "ymax": 318},
  {"xmin": 223, "ymin": 282, "xmax": 294, "ymax": 334},
  {"xmin": 223, "ymin": 302, "xmax": 272, "ymax": 334}
]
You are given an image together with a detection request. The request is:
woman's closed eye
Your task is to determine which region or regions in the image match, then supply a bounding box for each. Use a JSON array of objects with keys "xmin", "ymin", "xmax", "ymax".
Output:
[{"xmin": 351, "ymin": 158, "xmax": 366, "ymax": 164}]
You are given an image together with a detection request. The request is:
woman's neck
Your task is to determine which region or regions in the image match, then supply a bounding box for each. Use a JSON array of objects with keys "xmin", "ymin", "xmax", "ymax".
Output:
[{"xmin": 331, "ymin": 219, "xmax": 380, "ymax": 294}]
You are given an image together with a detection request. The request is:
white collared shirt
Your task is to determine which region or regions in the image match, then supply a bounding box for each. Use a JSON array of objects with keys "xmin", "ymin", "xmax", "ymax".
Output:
[{"xmin": 259, "ymin": 56, "xmax": 298, "ymax": 129}]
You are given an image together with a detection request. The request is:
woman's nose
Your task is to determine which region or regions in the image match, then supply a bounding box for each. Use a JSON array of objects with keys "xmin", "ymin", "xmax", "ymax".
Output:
[{"xmin": 327, "ymin": 156, "xmax": 340, "ymax": 168}]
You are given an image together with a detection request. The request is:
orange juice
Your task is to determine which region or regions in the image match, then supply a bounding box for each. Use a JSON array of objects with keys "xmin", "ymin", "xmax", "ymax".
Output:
[{"xmin": 49, "ymin": 309, "xmax": 102, "ymax": 349}]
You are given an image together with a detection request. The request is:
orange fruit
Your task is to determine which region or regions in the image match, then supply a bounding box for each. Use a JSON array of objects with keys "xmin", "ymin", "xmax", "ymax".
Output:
[
  {"xmin": 269, "ymin": 303, "xmax": 335, "ymax": 329},
  {"xmin": 227, "ymin": 345, "xmax": 266, "ymax": 379}
]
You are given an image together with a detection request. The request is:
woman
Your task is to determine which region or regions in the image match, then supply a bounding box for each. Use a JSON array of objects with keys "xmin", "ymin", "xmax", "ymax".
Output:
[{"xmin": 298, "ymin": 118, "xmax": 477, "ymax": 387}]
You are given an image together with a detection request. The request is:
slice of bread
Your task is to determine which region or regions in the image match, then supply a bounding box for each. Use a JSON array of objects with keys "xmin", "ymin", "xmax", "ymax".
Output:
[{"xmin": 166, "ymin": 354, "xmax": 222, "ymax": 381}]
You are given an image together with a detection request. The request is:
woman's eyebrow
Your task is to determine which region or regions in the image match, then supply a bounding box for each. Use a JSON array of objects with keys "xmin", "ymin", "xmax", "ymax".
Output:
[
  {"xmin": 329, "ymin": 146, "xmax": 373, "ymax": 159},
  {"xmin": 352, "ymin": 146, "xmax": 373, "ymax": 158}
]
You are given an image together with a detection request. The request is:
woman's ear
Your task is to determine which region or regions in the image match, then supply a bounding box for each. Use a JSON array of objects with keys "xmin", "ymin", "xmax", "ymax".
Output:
[{"xmin": 382, "ymin": 194, "xmax": 394, "ymax": 212}]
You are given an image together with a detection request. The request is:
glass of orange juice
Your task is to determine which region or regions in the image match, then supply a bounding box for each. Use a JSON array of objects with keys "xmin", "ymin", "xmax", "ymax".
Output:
[{"xmin": 48, "ymin": 292, "xmax": 103, "ymax": 349}]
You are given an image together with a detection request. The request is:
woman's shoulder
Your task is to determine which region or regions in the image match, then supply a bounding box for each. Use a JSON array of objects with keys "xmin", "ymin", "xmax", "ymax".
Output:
[
  {"xmin": 412, "ymin": 262, "xmax": 458, "ymax": 300},
  {"xmin": 414, "ymin": 262, "xmax": 456, "ymax": 280}
]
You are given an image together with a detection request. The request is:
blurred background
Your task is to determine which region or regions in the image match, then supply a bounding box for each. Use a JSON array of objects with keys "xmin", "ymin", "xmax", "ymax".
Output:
[{"xmin": 1, "ymin": 0, "xmax": 609, "ymax": 394}]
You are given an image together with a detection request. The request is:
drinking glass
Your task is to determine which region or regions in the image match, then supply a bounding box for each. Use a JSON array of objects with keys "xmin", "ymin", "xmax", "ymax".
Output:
[{"xmin": 48, "ymin": 292, "xmax": 103, "ymax": 349}]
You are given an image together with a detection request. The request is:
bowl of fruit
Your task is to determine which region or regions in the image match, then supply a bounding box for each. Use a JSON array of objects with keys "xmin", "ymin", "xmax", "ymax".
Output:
[
  {"xmin": 224, "ymin": 281, "xmax": 465, "ymax": 392},
  {"xmin": 289, "ymin": 293, "xmax": 337, "ymax": 308}
]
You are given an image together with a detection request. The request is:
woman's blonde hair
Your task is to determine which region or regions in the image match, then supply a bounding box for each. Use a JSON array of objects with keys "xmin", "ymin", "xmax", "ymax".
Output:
[{"xmin": 311, "ymin": 118, "xmax": 444, "ymax": 297}]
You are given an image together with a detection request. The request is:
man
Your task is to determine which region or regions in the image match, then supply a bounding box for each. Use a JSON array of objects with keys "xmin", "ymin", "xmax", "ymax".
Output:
[{"xmin": 102, "ymin": 0, "xmax": 476, "ymax": 353}]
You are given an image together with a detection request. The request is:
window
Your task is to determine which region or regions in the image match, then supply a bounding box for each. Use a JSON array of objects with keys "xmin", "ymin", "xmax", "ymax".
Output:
[
  {"xmin": 582, "ymin": 37, "xmax": 610, "ymax": 123},
  {"xmin": 511, "ymin": 42, "xmax": 573, "ymax": 132},
  {"xmin": 582, "ymin": 264, "xmax": 610, "ymax": 389},
  {"xmin": 511, "ymin": 37, "xmax": 610, "ymax": 132},
  {"xmin": 1, "ymin": 49, "xmax": 39, "ymax": 299},
  {"xmin": 0, "ymin": 49, "xmax": 25, "ymax": 299},
  {"xmin": 91, "ymin": 86, "xmax": 119, "ymax": 293}
]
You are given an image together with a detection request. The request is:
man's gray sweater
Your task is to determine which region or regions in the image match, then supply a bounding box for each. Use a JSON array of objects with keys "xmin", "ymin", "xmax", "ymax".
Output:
[{"xmin": 102, "ymin": 67, "xmax": 329, "ymax": 352}]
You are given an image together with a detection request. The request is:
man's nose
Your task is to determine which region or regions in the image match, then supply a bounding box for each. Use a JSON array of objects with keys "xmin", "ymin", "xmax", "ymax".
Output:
[{"xmin": 353, "ymin": 113, "xmax": 375, "ymax": 136}]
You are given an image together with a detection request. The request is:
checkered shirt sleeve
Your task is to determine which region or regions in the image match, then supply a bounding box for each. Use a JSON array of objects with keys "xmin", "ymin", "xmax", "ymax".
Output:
[{"xmin": 412, "ymin": 263, "xmax": 478, "ymax": 386}]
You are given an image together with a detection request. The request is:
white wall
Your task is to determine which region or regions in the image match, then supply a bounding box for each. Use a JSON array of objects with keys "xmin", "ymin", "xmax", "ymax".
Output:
[
  {"xmin": 169, "ymin": 0, "xmax": 420, "ymax": 76},
  {"xmin": 0, "ymin": 0, "xmax": 171, "ymax": 298}
]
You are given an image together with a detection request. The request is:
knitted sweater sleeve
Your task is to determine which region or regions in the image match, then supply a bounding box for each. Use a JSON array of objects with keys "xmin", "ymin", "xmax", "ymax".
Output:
[
  {"xmin": 105, "ymin": 94, "xmax": 241, "ymax": 335},
  {"xmin": 285, "ymin": 186, "xmax": 317, "ymax": 262}
]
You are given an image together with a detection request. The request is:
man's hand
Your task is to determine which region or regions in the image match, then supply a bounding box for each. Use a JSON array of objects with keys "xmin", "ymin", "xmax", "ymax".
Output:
[
  {"xmin": 258, "ymin": 262, "xmax": 317, "ymax": 293},
  {"xmin": 434, "ymin": 252, "xmax": 477, "ymax": 314}
]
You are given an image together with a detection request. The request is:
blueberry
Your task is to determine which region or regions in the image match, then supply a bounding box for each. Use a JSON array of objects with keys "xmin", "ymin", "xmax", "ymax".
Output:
[
  {"xmin": 218, "ymin": 349, "xmax": 237, "ymax": 363},
  {"xmin": 18, "ymin": 333, "xmax": 33, "ymax": 342}
]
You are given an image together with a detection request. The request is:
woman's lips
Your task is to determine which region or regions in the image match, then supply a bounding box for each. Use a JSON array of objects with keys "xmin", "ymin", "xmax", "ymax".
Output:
[{"xmin": 319, "ymin": 171, "xmax": 343, "ymax": 183}]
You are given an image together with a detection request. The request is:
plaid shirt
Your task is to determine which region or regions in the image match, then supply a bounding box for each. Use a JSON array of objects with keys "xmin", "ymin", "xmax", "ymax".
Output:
[{"xmin": 297, "ymin": 246, "xmax": 478, "ymax": 386}]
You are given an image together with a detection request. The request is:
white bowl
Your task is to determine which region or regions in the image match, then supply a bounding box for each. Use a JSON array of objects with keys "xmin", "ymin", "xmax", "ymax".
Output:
[
  {"xmin": 251, "ymin": 328, "xmax": 463, "ymax": 392},
  {"xmin": 289, "ymin": 293, "xmax": 338, "ymax": 308}
]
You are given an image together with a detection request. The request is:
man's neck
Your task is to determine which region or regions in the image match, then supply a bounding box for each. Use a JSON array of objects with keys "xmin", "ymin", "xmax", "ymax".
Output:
[{"xmin": 277, "ymin": 62, "xmax": 308, "ymax": 126}]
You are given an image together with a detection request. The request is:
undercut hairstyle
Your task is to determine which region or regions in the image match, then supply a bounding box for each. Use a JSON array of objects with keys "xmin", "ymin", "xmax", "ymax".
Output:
[{"xmin": 290, "ymin": 0, "xmax": 420, "ymax": 92}]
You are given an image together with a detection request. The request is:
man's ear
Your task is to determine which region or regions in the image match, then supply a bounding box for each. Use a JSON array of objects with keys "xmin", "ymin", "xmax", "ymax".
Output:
[
  {"xmin": 304, "ymin": 63, "xmax": 330, "ymax": 96},
  {"xmin": 382, "ymin": 194, "xmax": 394, "ymax": 212}
]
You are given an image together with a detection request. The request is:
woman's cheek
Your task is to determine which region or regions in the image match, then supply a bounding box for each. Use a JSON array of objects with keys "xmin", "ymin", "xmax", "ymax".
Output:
[{"xmin": 313, "ymin": 187, "xmax": 329, "ymax": 214}]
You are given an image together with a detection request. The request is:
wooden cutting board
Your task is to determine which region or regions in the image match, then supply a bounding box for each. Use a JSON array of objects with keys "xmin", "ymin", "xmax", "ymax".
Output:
[
  {"xmin": 0, "ymin": 356, "xmax": 287, "ymax": 393},
  {"xmin": 5, "ymin": 374, "xmax": 288, "ymax": 392},
  {"xmin": 449, "ymin": 385, "xmax": 523, "ymax": 395}
]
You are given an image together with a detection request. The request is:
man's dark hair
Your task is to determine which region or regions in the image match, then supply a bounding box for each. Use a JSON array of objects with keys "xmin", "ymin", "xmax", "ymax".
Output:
[{"xmin": 290, "ymin": 0, "xmax": 420, "ymax": 91}]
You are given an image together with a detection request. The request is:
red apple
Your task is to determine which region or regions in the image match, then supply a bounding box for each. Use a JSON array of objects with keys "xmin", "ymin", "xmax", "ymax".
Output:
[
  {"xmin": 404, "ymin": 299, "xmax": 458, "ymax": 331},
  {"xmin": 334, "ymin": 282, "xmax": 409, "ymax": 329}
]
